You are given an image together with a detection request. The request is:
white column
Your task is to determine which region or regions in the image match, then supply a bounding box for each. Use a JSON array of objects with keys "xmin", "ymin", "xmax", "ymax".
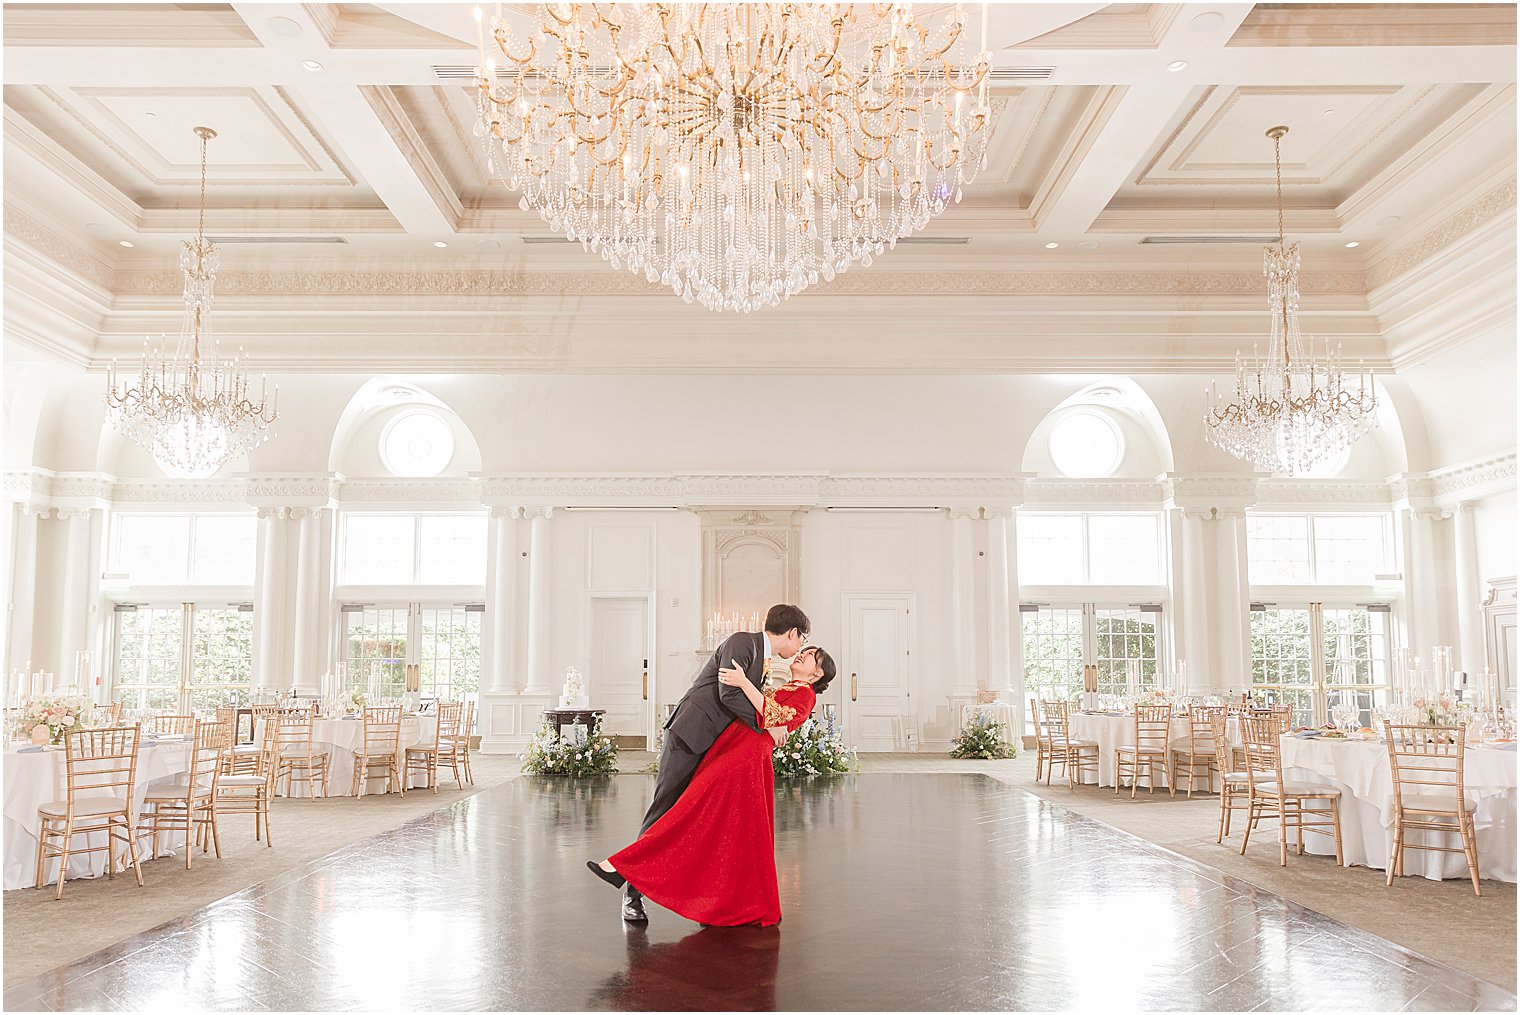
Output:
[
  {"xmin": 1215, "ymin": 509, "xmax": 1251, "ymax": 690},
  {"xmin": 7, "ymin": 506, "xmax": 40, "ymax": 674},
  {"xmin": 949, "ymin": 507, "xmax": 978, "ymax": 699},
  {"xmin": 253, "ymin": 508, "xmax": 288, "ymax": 692},
  {"xmin": 1178, "ymin": 508, "xmax": 1216, "ymax": 693},
  {"xmin": 55, "ymin": 509, "xmax": 92, "ymax": 688},
  {"xmin": 1006, "ymin": 508, "xmax": 1028, "ymax": 738},
  {"xmin": 523, "ymin": 507, "xmax": 554, "ymax": 696},
  {"xmin": 984, "ymin": 508, "xmax": 1013, "ymax": 696},
  {"xmin": 289, "ymin": 508, "xmax": 323, "ymax": 696},
  {"xmin": 1452, "ymin": 502, "xmax": 1483, "ymax": 676},
  {"xmin": 1401, "ymin": 507, "xmax": 1446, "ymax": 658},
  {"xmin": 485, "ymin": 507, "xmax": 522, "ymax": 693}
]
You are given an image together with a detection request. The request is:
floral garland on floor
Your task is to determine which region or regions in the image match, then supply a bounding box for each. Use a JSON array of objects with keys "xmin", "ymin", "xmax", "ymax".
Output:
[
  {"xmin": 773, "ymin": 716, "xmax": 859, "ymax": 779},
  {"xmin": 520, "ymin": 719, "xmax": 618, "ymax": 776},
  {"xmin": 949, "ymin": 711, "xmax": 1017, "ymax": 760}
]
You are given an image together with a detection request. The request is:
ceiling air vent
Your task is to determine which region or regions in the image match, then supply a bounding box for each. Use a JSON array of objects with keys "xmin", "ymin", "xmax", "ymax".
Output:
[
  {"xmin": 895, "ymin": 236, "xmax": 971, "ymax": 245},
  {"xmin": 206, "ymin": 235, "xmax": 348, "ymax": 244},
  {"xmin": 1140, "ymin": 236, "xmax": 1279, "ymax": 245},
  {"xmin": 521, "ymin": 236, "xmax": 575, "ymax": 244},
  {"xmin": 989, "ymin": 66, "xmax": 1056, "ymax": 81}
]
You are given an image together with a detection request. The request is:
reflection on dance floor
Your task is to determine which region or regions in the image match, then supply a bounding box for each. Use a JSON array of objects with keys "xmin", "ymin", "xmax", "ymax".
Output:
[{"xmin": 4, "ymin": 774, "xmax": 1513, "ymax": 1011}]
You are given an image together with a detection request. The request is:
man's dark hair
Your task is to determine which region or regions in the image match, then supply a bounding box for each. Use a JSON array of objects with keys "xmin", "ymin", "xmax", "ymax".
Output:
[{"xmin": 763, "ymin": 604, "xmax": 810, "ymax": 638}]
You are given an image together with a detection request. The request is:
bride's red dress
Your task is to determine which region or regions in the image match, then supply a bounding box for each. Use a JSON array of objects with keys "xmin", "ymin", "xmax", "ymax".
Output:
[{"xmin": 611, "ymin": 682, "xmax": 817, "ymax": 927}]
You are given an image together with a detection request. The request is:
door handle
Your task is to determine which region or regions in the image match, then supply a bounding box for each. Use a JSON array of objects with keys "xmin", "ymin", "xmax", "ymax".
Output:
[
  {"xmin": 851, "ymin": 672, "xmax": 858, "ymax": 702},
  {"xmin": 642, "ymin": 670, "xmax": 648, "ymax": 701}
]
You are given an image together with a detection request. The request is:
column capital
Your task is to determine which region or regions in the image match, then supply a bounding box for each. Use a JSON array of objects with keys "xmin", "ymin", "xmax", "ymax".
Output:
[
  {"xmin": 527, "ymin": 506, "xmax": 554, "ymax": 520},
  {"xmin": 1180, "ymin": 507, "xmax": 1216, "ymax": 522},
  {"xmin": 489, "ymin": 505, "xmax": 524, "ymax": 520},
  {"xmin": 946, "ymin": 505, "xmax": 980, "ymax": 521},
  {"xmin": 983, "ymin": 506, "xmax": 1015, "ymax": 520}
]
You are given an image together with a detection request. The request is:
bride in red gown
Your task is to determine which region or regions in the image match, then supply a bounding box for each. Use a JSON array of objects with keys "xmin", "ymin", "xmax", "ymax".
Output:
[{"xmin": 596, "ymin": 646, "xmax": 837, "ymax": 927}]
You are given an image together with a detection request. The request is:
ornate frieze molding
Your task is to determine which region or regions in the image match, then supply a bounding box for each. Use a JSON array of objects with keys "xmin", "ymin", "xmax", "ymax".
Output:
[
  {"xmin": 1161, "ymin": 474, "xmax": 1260, "ymax": 512},
  {"xmin": 477, "ymin": 472, "xmax": 1028, "ymax": 510},
  {"xmin": 109, "ymin": 267, "xmax": 1370, "ymax": 300},
  {"xmin": 242, "ymin": 473, "xmax": 341, "ymax": 511},
  {"xmin": 337, "ymin": 477, "xmax": 480, "ymax": 506},
  {"xmin": 111, "ymin": 478, "xmax": 247, "ymax": 506},
  {"xmin": 821, "ymin": 474, "xmax": 1025, "ymax": 508},
  {"xmin": 1254, "ymin": 479, "xmax": 1395, "ymax": 508},
  {"xmin": 2, "ymin": 205, "xmax": 114, "ymax": 291},
  {"xmin": 1367, "ymin": 177, "xmax": 1518, "ymax": 291},
  {"xmin": 1023, "ymin": 478, "xmax": 1168, "ymax": 507}
]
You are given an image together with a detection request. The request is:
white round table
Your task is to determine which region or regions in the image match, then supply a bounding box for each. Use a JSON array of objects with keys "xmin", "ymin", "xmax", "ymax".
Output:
[
  {"xmin": 1279, "ymin": 735, "xmax": 1517, "ymax": 883},
  {"xmin": 255, "ymin": 715, "xmax": 438, "ymax": 797},
  {"xmin": 2, "ymin": 736, "xmax": 194, "ymax": 891},
  {"xmin": 1067, "ymin": 712, "xmax": 1240, "ymax": 789}
]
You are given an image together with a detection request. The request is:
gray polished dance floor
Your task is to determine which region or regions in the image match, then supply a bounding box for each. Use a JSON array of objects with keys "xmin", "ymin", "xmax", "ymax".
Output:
[{"xmin": 4, "ymin": 774, "xmax": 1513, "ymax": 1012}]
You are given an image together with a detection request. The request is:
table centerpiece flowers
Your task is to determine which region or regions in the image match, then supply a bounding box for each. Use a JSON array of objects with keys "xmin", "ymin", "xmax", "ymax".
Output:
[{"xmin": 18, "ymin": 695, "xmax": 89, "ymax": 745}]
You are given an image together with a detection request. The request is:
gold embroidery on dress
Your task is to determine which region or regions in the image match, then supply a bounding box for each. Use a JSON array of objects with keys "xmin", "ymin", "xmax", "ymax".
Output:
[{"xmin": 761, "ymin": 691, "xmax": 798, "ymax": 728}]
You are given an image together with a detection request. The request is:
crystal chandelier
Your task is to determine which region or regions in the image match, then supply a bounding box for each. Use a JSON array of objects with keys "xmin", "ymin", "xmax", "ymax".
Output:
[
  {"xmin": 105, "ymin": 127, "xmax": 278, "ymax": 479},
  {"xmin": 1203, "ymin": 125, "xmax": 1376, "ymax": 476},
  {"xmin": 474, "ymin": 3, "xmax": 992, "ymax": 313}
]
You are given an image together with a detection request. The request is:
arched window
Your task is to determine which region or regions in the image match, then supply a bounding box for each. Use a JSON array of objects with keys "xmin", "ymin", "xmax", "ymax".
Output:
[
  {"xmin": 379, "ymin": 409, "xmax": 455, "ymax": 478},
  {"xmin": 1048, "ymin": 410, "xmax": 1124, "ymax": 478}
]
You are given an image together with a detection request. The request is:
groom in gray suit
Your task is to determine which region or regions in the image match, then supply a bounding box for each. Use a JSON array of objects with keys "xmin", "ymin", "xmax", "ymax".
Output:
[{"xmin": 619, "ymin": 603, "xmax": 810, "ymax": 922}]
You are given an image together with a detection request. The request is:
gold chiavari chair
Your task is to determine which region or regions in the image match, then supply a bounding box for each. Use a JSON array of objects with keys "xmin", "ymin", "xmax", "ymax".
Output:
[
  {"xmin": 216, "ymin": 716, "xmax": 278, "ymax": 846},
  {"xmin": 352, "ymin": 707, "xmax": 404, "ymax": 798},
  {"xmin": 101, "ymin": 701, "xmax": 124, "ymax": 725},
  {"xmin": 1039, "ymin": 700, "xmax": 1099, "ymax": 788},
  {"xmin": 274, "ymin": 712, "xmax": 331, "ymax": 798},
  {"xmin": 404, "ymin": 702, "xmax": 466, "ymax": 793},
  {"xmin": 461, "ymin": 701, "xmax": 476, "ymax": 786},
  {"xmin": 148, "ymin": 714, "xmax": 195, "ymax": 736},
  {"xmin": 1383, "ymin": 724, "xmax": 1482, "ymax": 896},
  {"xmin": 35, "ymin": 725, "xmax": 145, "ymax": 900},
  {"xmin": 1238, "ymin": 715, "xmax": 1343, "ymax": 866},
  {"xmin": 139, "ymin": 719, "xmax": 225, "ymax": 870},
  {"xmin": 1115, "ymin": 703, "xmax": 1174, "ymax": 798},
  {"xmin": 1173, "ymin": 704, "xmax": 1226, "ymax": 798},
  {"xmin": 1029, "ymin": 696, "xmax": 1055, "ymax": 783},
  {"xmin": 1211, "ymin": 715, "xmax": 1250, "ymax": 842},
  {"xmin": 216, "ymin": 707, "xmax": 261, "ymax": 775}
]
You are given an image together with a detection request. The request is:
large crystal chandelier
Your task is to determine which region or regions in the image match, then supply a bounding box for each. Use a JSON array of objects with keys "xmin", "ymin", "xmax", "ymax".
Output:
[
  {"xmin": 474, "ymin": 3, "xmax": 992, "ymax": 313},
  {"xmin": 1203, "ymin": 125, "xmax": 1376, "ymax": 476},
  {"xmin": 105, "ymin": 127, "xmax": 278, "ymax": 479}
]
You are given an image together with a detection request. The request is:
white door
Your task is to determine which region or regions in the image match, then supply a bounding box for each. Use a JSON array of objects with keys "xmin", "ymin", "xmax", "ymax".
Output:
[
  {"xmin": 843, "ymin": 594, "xmax": 913, "ymax": 752},
  {"xmin": 590, "ymin": 597, "xmax": 650, "ymax": 738}
]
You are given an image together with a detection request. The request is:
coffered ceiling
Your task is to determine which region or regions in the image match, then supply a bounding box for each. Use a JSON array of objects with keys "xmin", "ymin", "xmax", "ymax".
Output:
[{"xmin": 2, "ymin": 3, "xmax": 1515, "ymax": 373}]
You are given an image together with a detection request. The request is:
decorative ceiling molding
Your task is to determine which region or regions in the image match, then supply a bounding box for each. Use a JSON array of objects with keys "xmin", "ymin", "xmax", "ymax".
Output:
[
  {"xmin": 242, "ymin": 473, "xmax": 341, "ymax": 508},
  {"xmin": 1254, "ymin": 479, "xmax": 1395, "ymax": 507},
  {"xmin": 1226, "ymin": 4, "xmax": 1516, "ymax": 48},
  {"xmin": 109, "ymin": 478, "xmax": 248, "ymax": 505},
  {"xmin": 3, "ymin": 205, "xmax": 114, "ymax": 290},
  {"xmin": 107, "ymin": 267, "xmax": 1370, "ymax": 299},
  {"xmin": 1163, "ymin": 474, "xmax": 1261, "ymax": 509},
  {"xmin": 363, "ymin": 85, "xmax": 462, "ymax": 222},
  {"xmin": 1367, "ymin": 177, "xmax": 1518, "ymax": 291}
]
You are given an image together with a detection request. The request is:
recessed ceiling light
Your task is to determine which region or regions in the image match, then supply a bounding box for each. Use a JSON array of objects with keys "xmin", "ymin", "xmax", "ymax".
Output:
[
  {"xmin": 1344, "ymin": 241, "xmax": 1360, "ymax": 248},
  {"xmin": 118, "ymin": 240, "xmax": 135, "ymax": 247},
  {"xmin": 1190, "ymin": 11, "xmax": 1224, "ymax": 31},
  {"xmin": 1044, "ymin": 242, "xmax": 1059, "ymax": 249},
  {"xmin": 433, "ymin": 241, "xmax": 449, "ymax": 248},
  {"xmin": 144, "ymin": 111, "xmax": 157, "ymax": 119},
  {"xmin": 1323, "ymin": 109, "xmax": 1335, "ymax": 116},
  {"xmin": 1167, "ymin": 60, "xmax": 1188, "ymax": 72},
  {"xmin": 1077, "ymin": 241, "xmax": 1100, "ymax": 253},
  {"xmin": 478, "ymin": 239, "xmax": 502, "ymax": 250},
  {"xmin": 1377, "ymin": 215, "xmax": 1401, "ymax": 228},
  {"xmin": 268, "ymin": 16, "xmax": 303, "ymax": 37},
  {"xmin": 302, "ymin": 60, "xmax": 323, "ymax": 72}
]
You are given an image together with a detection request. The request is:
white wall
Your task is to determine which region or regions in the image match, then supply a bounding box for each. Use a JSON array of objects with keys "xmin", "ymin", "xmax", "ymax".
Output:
[{"xmin": 1474, "ymin": 491, "xmax": 1518, "ymax": 584}]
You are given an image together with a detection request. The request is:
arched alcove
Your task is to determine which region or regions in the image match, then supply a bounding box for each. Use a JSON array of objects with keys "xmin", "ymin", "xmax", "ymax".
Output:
[
  {"xmin": 1021, "ymin": 379, "xmax": 1175, "ymax": 479},
  {"xmin": 329, "ymin": 378, "xmax": 483, "ymax": 478}
]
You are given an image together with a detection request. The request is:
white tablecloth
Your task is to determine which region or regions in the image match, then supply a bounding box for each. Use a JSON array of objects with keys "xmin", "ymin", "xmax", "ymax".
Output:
[
  {"xmin": 256, "ymin": 716, "xmax": 437, "ymax": 797},
  {"xmin": 1067, "ymin": 712, "xmax": 1239, "ymax": 789},
  {"xmin": 2, "ymin": 737, "xmax": 194, "ymax": 891},
  {"xmin": 1279, "ymin": 736, "xmax": 1517, "ymax": 883}
]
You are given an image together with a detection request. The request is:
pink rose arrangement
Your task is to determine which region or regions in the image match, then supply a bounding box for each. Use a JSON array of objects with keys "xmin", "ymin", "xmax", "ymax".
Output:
[{"xmin": 19, "ymin": 696, "xmax": 88, "ymax": 745}]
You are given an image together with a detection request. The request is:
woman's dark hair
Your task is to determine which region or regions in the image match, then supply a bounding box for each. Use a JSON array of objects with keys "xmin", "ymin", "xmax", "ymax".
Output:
[
  {"xmin": 802, "ymin": 646, "xmax": 837, "ymax": 693},
  {"xmin": 764, "ymin": 604, "xmax": 810, "ymax": 638}
]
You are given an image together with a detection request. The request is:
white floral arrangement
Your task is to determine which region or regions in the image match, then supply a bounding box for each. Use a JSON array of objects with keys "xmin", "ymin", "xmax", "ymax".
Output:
[
  {"xmin": 19, "ymin": 695, "xmax": 89, "ymax": 745},
  {"xmin": 1412, "ymin": 693, "xmax": 1464, "ymax": 728}
]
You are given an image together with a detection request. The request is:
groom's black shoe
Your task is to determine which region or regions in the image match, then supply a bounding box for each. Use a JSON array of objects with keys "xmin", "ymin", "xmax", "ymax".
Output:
[
  {"xmin": 586, "ymin": 860, "xmax": 626, "ymax": 889},
  {"xmin": 621, "ymin": 885, "xmax": 647, "ymax": 923}
]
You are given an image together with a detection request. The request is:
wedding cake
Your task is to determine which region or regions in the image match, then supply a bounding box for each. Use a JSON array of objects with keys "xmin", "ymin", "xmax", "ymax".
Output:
[{"xmin": 560, "ymin": 666, "xmax": 589, "ymax": 708}]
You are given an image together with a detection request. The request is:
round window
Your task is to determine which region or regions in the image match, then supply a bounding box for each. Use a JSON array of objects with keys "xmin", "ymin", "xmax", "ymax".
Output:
[
  {"xmin": 1048, "ymin": 410, "xmax": 1124, "ymax": 478},
  {"xmin": 380, "ymin": 410, "xmax": 455, "ymax": 478}
]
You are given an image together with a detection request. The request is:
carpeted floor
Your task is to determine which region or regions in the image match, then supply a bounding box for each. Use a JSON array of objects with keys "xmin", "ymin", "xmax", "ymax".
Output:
[{"xmin": 4, "ymin": 750, "xmax": 1514, "ymax": 997}]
